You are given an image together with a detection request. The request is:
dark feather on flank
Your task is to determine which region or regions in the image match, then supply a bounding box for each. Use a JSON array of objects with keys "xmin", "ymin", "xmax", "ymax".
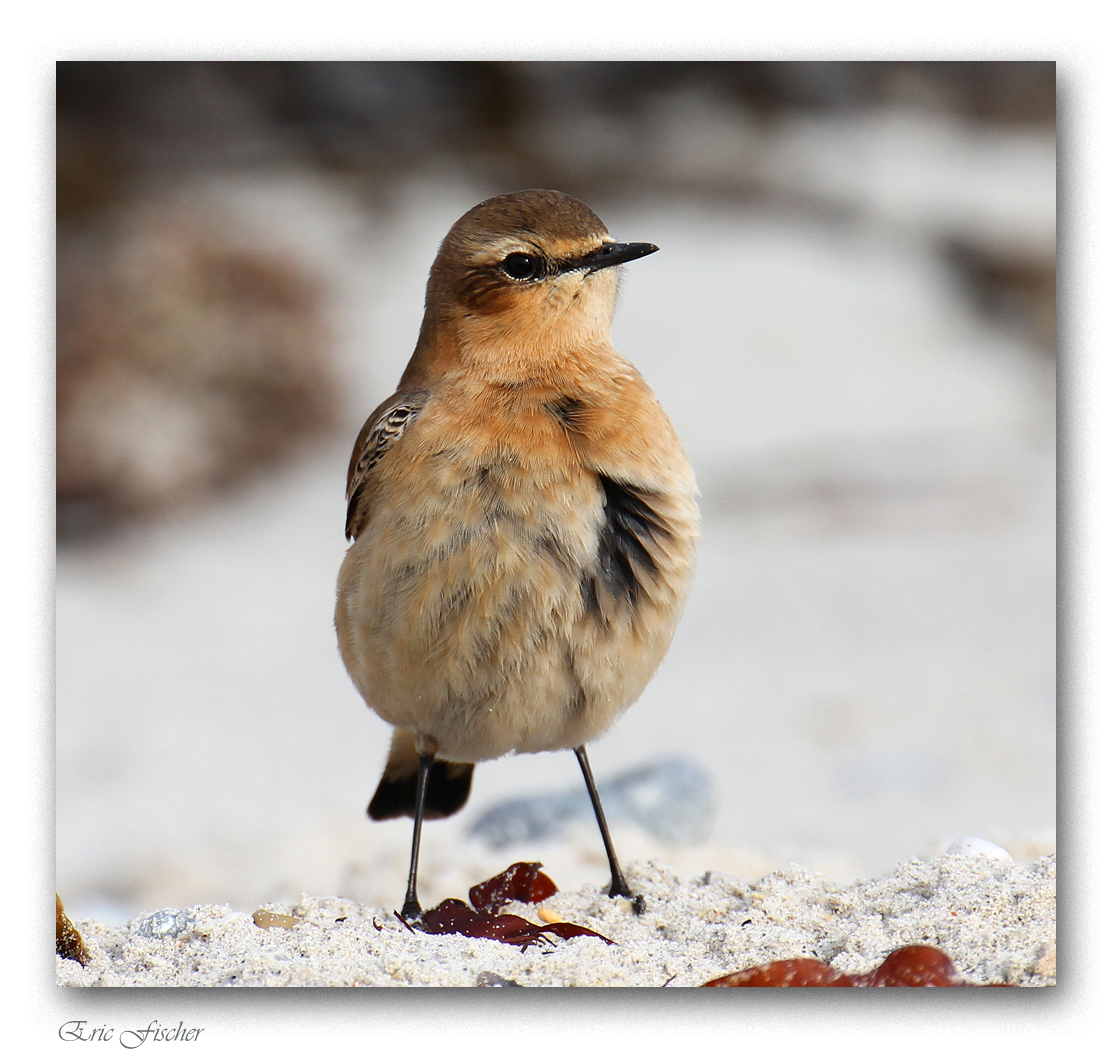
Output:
[
  {"xmin": 547, "ymin": 395, "xmax": 589, "ymax": 432},
  {"xmin": 584, "ymin": 475, "xmax": 671, "ymax": 611},
  {"xmin": 368, "ymin": 761, "xmax": 475, "ymax": 821}
]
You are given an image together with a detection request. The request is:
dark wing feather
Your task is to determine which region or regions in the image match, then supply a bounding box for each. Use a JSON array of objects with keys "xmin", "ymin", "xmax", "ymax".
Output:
[
  {"xmin": 582, "ymin": 474, "xmax": 673, "ymax": 613},
  {"xmin": 344, "ymin": 390, "xmax": 428, "ymax": 540}
]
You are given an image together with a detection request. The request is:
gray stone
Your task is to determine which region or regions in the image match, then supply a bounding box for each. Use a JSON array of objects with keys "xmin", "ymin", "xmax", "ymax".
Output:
[{"xmin": 469, "ymin": 757, "xmax": 715, "ymax": 848}]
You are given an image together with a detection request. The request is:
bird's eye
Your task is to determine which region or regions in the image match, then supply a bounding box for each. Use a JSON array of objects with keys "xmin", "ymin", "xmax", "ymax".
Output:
[{"xmin": 500, "ymin": 253, "xmax": 541, "ymax": 280}]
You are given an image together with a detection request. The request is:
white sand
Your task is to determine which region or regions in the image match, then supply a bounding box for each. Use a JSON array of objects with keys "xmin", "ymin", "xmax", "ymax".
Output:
[{"xmin": 57, "ymin": 851, "xmax": 1055, "ymax": 989}]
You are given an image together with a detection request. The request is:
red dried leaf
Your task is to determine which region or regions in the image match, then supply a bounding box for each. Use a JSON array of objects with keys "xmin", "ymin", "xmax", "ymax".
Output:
[
  {"xmin": 468, "ymin": 862, "xmax": 558, "ymax": 914},
  {"xmin": 704, "ymin": 945, "xmax": 1007, "ymax": 987},
  {"xmin": 415, "ymin": 864, "xmax": 614, "ymax": 949}
]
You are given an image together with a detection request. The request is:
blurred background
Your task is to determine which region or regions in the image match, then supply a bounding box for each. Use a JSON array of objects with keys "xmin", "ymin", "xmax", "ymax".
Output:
[{"xmin": 56, "ymin": 61, "xmax": 1055, "ymax": 922}]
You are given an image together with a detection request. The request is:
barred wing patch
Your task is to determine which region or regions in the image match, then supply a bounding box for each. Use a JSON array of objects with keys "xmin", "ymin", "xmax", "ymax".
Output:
[{"xmin": 345, "ymin": 391, "xmax": 427, "ymax": 540}]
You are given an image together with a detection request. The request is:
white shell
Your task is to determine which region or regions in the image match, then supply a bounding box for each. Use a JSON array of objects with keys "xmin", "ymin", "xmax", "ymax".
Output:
[{"xmin": 946, "ymin": 836, "xmax": 1013, "ymax": 861}]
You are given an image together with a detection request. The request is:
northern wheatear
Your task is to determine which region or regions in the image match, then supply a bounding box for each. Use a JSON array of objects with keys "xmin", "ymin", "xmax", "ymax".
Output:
[{"xmin": 335, "ymin": 189, "xmax": 698, "ymax": 922}]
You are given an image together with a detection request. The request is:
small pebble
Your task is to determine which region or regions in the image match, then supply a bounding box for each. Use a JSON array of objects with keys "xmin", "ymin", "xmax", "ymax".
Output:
[
  {"xmin": 134, "ymin": 909, "xmax": 194, "ymax": 938},
  {"xmin": 1033, "ymin": 944, "xmax": 1056, "ymax": 977},
  {"xmin": 476, "ymin": 971, "xmax": 525, "ymax": 987},
  {"xmin": 253, "ymin": 910, "xmax": 301, "ymax": 929}
]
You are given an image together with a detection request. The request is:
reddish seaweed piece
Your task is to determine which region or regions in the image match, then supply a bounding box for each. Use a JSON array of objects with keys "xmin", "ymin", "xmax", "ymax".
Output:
[
  {"xmin": 704, "ymin": 945, "xmax": 1005, "ymax": 987},
  {"xmin": 859, "ymin": 945, "xmax": 965, "ymax": 986},
  {"xmin": 468, "ymin": 862, "xmax": 558, "ymax": 913},
  {"xmin": 421, "ymin": 898, "xmax": 614, "ymax": 949},
  {"xmin": 540, "ymin": 921, "xmax": 617, "ymax": 944},
  {"xmin": 705, "ymin": 958, "xmax": 859, "ymax": 987},
  {"xmin": 422, "ymin": 899, "xmax": 554, "ymax": 946},
  {"xmin": 416, "ymin": 864, "xmax": 614, "ymax": 949}
]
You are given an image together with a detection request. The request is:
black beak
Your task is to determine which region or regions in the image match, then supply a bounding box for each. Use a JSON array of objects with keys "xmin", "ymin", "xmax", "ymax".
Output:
[{"xmin": 566, "ymin": 242, "xmax": 659, "ymax": 274}]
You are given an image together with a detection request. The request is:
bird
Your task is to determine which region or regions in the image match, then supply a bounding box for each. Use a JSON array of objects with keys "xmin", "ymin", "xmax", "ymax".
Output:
[{"xmin": 335, "ymin": 189, "xmax": 699, "ymax": 923}]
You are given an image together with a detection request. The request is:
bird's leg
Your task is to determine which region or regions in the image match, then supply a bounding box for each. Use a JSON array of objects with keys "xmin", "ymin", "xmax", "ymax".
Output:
[
  {"xmin": 574, "ymin": 745, "xmax": 645, "ymax": 914},
  {"xmin": 400, "ymin": 754, "xmax": 435, "ymax": 925}
]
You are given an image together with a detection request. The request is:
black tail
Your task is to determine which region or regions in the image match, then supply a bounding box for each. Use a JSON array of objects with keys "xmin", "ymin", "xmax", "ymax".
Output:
[{"xmin": 368, "ymin": 759, "xmax": 474, "ymax": 821}]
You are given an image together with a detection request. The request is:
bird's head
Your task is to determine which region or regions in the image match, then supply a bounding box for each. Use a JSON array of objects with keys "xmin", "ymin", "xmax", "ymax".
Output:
[{"xmin": 421, "ymin": 189, "xmax": 658, "ymax": 359}]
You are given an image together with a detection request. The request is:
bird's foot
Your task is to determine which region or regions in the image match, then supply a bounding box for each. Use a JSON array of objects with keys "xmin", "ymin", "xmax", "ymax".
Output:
[
  {"xmin": 607, "ymin": 880, "xmax": 646, "ymax": 915},
  {"xmin": 398, "ymin": 898, "xmax": 425, "ymax": 927}
]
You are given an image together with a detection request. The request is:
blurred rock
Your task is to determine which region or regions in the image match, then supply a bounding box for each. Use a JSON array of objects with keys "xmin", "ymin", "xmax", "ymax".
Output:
[
  {"xmin": 469, "ymin": 757, "xmax": 716, "ymax": 848},
  {"xmin": 469, "ymin": 789, "xmax": 583, "ymax": 849},
  {"xmin": 944, "ymin": 239, "xmax": 1056, "ymax": 354},
  {"xmin": 57, "ymin": 198, "xmax": 337, "ymax": 538}
]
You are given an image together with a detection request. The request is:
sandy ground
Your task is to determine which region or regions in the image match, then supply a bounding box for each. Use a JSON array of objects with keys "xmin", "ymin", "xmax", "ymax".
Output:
[{"xmin": 57, "ymin": 850, "xmax": 1055, "ymax": 988}]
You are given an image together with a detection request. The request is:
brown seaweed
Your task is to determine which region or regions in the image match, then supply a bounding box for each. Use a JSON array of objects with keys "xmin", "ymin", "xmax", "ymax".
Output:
[{"xmin": 56, "ymin": 894, "xmax": 90, "ymax": 966}]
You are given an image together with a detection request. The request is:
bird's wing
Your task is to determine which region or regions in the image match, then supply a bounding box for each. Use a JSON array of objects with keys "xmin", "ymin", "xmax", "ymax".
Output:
[{"xmin": 344, "ymin": 390, "xmax": 428, "ymax": 541}]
